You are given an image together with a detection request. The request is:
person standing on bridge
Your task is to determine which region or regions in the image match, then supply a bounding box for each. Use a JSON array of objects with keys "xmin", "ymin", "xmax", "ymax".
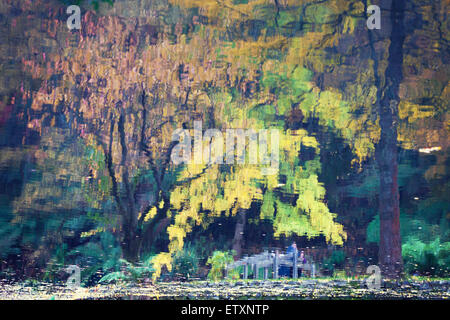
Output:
[
  {"xmin": 279, "ymin": 241, "xmax": 300, "ymax": 277},
  {"xmin": 284, "ymin": 242, "xmax": 307, "ymax": 277},
  {"xmin": 298, "ymin": 250, "xmax": 307, "ymax": 277}
]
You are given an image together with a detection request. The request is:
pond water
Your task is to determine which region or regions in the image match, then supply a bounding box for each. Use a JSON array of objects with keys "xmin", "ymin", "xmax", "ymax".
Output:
[{"xmin": 0, "ymin": 0, "xmax": 448, "ymax": 295}]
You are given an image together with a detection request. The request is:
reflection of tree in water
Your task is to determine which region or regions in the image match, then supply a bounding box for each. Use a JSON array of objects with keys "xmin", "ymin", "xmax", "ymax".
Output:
[{"xmin": 0, "ymin": 0, "xmax": 448, "ymax": 281}]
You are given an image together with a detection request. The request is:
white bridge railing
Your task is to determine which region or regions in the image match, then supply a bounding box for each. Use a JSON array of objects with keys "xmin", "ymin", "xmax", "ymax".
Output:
[{"xmin": 225, "ymin": 248, "xmax": 316, "ymax": 279}]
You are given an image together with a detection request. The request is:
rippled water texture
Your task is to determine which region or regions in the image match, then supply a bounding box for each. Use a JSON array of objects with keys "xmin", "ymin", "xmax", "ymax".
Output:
[{"xmin": 0, "ymin": 0, "xmax": 448, "ymax": 297}]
